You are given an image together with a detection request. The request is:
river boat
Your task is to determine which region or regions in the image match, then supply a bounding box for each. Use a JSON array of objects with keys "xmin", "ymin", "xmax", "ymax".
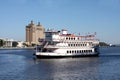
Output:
[{"xmin": 35, "ymin": 29, "xmax": 99, "ymax": 58}]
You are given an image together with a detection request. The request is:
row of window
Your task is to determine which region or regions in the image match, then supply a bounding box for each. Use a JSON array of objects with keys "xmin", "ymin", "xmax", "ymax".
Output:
[
  {"xmin": 65, "ymin": 37, "xmax": 94, "ymax": 40},
  {"xmin": 66, "ymin": 50, "xmax": 93, "ymax": 53},
  {"xmin": 68, "ymin": 44, "xmax": 87, "ymax": 47},
  {"xmin": 61, "ymin": 41, "xmax": 93, "ymax": 44},
  {"xmin": 66, "ymin": 37, "xmax": 79, "ymax": 40}
]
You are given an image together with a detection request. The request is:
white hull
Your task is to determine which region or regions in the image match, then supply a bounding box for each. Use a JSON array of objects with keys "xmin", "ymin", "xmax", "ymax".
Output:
[
  {"xmin": 35, "ymin": 51, "xmax": 99, "ymax": 58},
  {"xmin": 35, "ymin": 46, "xmax": 99, "ymax": 58}
]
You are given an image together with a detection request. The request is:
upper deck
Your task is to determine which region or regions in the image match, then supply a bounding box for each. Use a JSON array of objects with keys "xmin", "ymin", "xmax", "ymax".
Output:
[{"xmin": 45, "ymin": 29, "xmax": 99, "ymax": 42}]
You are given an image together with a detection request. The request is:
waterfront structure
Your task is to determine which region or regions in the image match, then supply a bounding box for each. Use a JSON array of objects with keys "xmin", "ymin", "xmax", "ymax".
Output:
[
  {"xmin": 0, "ymin": 38, "xmax": 14, "ymax": 47},
  {"xmin": 26, "ymin": 21, "xmax": 45, "ymax": 46},
  {"xmin": 0, "ymin": 38, "xmax": 27, "ymax": 48},
  {"xmin": 35, "ymin": 29, "xmax": 99, "ymax": 58},
  {"xmin": 17, "ymin": 41, "xmax": 25, "ymax": 48}
]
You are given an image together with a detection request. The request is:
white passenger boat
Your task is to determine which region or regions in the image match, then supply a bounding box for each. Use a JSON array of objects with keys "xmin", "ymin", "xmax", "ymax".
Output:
[{"xmin": 35, "ymin": 29, "xmax": 99, "ymax": 58}]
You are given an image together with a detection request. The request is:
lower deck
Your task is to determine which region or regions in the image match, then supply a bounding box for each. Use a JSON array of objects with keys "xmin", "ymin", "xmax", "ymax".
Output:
[{"xmin": 35, "ymin": 51, "xmax": 99, "ymax": 58}]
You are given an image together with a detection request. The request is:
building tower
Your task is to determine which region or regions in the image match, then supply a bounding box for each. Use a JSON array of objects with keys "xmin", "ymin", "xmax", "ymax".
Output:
[{"xmin": 26, "ymin": 21, "xmax": 45, "ymax": 46}]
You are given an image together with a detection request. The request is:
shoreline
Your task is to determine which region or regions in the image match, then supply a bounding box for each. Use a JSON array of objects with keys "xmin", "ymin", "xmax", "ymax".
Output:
[{"xmin": 0, "ymin": 47, "xmax": 34, "ymax": 50}]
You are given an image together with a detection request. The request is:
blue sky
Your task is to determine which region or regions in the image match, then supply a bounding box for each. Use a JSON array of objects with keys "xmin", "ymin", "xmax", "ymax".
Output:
[{"xmin": 0, "ymin": 0, "xmax": 120, "ymax": 44}]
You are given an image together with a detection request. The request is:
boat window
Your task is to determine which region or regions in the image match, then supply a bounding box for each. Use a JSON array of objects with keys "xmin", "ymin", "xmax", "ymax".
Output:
[
  {"xmin": 76, "ymin": 44, "xmax": 77, "ymax": 46},
  {"xmin": 82, "ymin": 50, "xmax": 83, "ymax": 53},
  {"xmin": 86, "ymin": 50, "xmax": 88, "ymax": 53},
  {"xmin": 69, "ymin": 38, "xmax": 70, "ymax": 40},
  {"xmin": 83, "ymin": 50, "xmax": 85, "ymax": 53},
  {"xmin": 72, "ymin": 51, "xmax": 74, "ymax": 53},
  {"xmin": 67, "ymin": 51, "xmax": 69, "ymax": 53},
  {"xmin": 74, "ymin": 44, "xmax": 75, "ymax": 46},
  {"xmin": 90, "ymin": 50, "xmax": 92, "ymax": 52},
  {"xmin": 80, "ymin": 50, "xmax": 81, "ymax": 53},
  {"xmin": 75, "ymin": 50, "xmax": 76, "ymax": 53},
  {"xmin": 68, "ymin": 44, "xmax": 70, "ymax": 46},
  {"xmin": 80, "ymin": 44, "xmax": 82, "ymax": 46}
]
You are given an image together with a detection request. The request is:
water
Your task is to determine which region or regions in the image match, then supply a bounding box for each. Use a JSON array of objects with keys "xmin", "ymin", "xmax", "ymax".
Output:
[{"xmin": 0, "ymin": 47, "xmax": 120, "ymax": 80}]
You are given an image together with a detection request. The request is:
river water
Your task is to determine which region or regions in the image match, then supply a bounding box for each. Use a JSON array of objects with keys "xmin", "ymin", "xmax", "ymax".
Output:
[{"xmin": 0, "ymin": 47, "xmax": 120, "ymax": 80}]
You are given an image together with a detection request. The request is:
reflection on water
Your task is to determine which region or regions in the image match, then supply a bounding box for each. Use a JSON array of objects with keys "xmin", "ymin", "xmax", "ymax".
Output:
[
  {"xmin": 0, "ymin": 47, "xmax": 120, "ymax": 80},
  {"xmin": 33, "ymin": 57, "xmax": 99, "ymax": 80}
]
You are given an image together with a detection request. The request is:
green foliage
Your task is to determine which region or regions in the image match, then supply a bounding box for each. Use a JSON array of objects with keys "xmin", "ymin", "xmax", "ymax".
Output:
[
  {"xmin": 99, "ymin": 42, "xmax": 109, "ymax": 46},
  {"xmin": 12, "ymin": 41, "xmax": 18, "ymax": 47},
  {"xmin": 22, "ymin": 43, "xmax": 28, "ymax": 47},
  {"xmin": 31, "ymin": 43, "xmax": 36, "ymax": 47},
  {"xmin": 0, "ymin": 39, "xmax": 4, "ymax": 47}
]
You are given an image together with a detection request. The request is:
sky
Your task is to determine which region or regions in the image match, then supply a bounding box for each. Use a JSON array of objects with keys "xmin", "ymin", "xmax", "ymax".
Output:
[{"xmin": 0, "ymin": 0, "xmax": 120, "ymax": 44}]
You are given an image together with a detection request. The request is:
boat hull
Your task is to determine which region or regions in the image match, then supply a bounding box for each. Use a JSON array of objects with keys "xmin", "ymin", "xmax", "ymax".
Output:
[{"xmin": 35, "ymin": 52, "xmax": 99, "ymax": 58}]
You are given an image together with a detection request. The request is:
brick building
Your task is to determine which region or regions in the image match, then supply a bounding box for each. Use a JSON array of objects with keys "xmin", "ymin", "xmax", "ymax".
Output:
[{"xmin": 26, "ymin": 21, "xmax": 45, "ymax": 46}]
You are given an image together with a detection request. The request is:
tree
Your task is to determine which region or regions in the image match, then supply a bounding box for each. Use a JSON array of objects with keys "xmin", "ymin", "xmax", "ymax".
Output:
[
  {"xmin": 99, "ymin": 42, "xmax": 109, "ymax": 46},
  {"xmin": 0, "ymin": 39, "xmax": 4, "ymax": 47},
  {"xmin": 31, "ymin": 43, "xmax": 36, "ymax": 47},
  {"xmin": 22, "ymin": 43, "xmax": 28, "ymax": 47},
  {"xmin": 12, "ymin": 41, "xmax": 18, "ymax": 47}
]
